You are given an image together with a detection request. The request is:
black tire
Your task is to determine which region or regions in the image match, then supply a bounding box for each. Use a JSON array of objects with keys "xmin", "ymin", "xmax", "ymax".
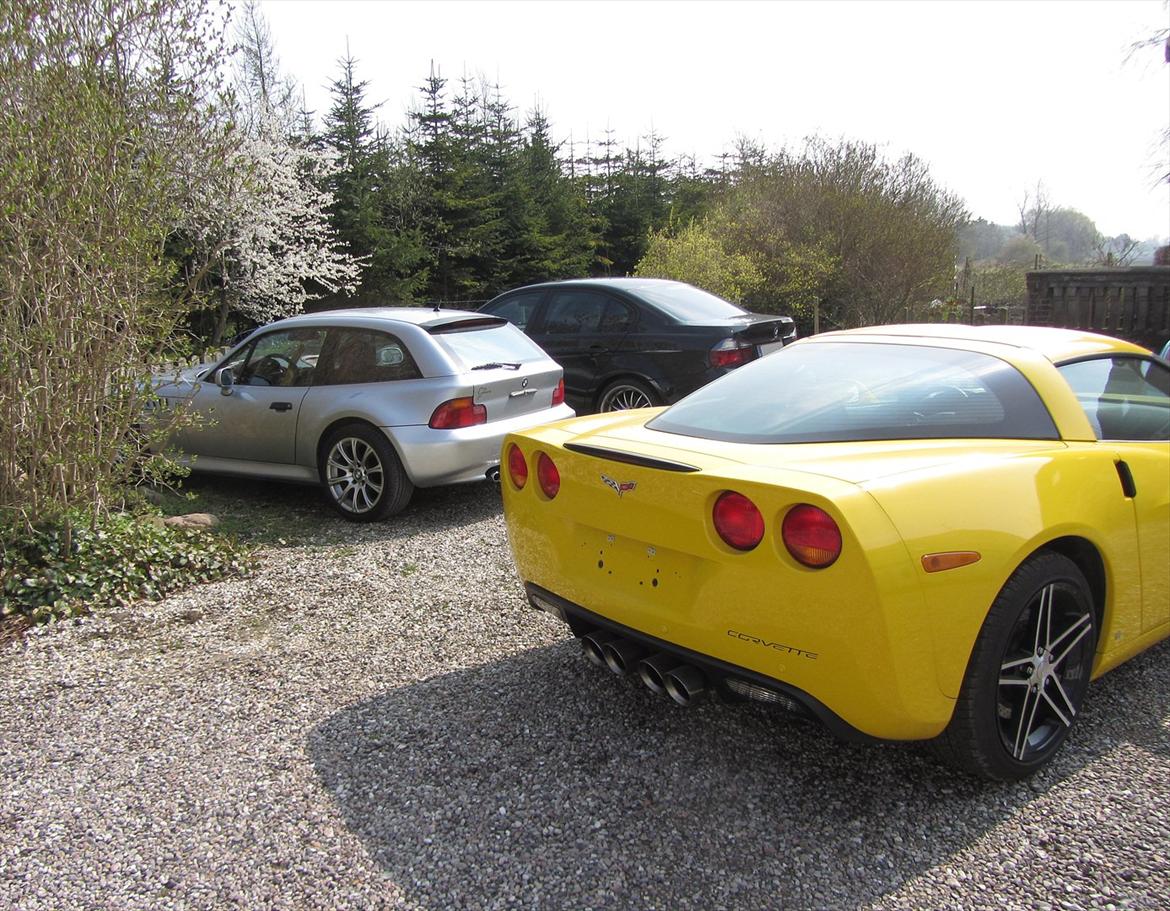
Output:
[
  {"xmin": 935, "ymin": 552, "xmax": 1097, "ymax": 780},
  {"xmin": 597, "ymin": 378, "xmax": 659, "ymax": 412},
  {"xmin": 319, "ymin": 423, "xmax": 413, "ymax": 522}
]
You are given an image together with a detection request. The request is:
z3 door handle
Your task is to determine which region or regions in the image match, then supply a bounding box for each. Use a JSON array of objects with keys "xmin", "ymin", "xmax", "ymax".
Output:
[{"xmin": 269, "ymin": 401, "xmax": 293, "ymax": 412}]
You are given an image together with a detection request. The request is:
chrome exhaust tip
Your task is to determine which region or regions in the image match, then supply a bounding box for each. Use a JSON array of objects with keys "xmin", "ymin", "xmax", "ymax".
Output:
[
  {"xmin": 664, "ymin": 666, "xmax": 707, "ymax": 706},
  {"xmin": 636, "ymin": 653, "xmax": 679, "ymax": 695},
  {"xmin": 485, "ymin": 466, "xmax": 501, "ymax": 483},
  {"xmin": 601, "ymin": 639, "xmax": 645, "ymax": 676},
  {"xmin": 580, "ymin": 631, "xmax": 618, "ymax": 667}
]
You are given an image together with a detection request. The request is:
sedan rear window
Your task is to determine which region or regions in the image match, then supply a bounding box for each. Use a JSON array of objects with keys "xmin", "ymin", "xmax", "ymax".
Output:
[
  {"xmin": 433, "ymin": 323, "xmax": 549, "ymax": 370},
  {"xmin": 633, "ymin": 283, "xmax": 748, "ymax": 322},
  {"xmin": 648, "ymin": 342, "xmax": 1059, "ymax": 444}
]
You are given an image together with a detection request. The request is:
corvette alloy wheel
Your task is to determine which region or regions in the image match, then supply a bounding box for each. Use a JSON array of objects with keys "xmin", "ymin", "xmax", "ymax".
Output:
[
  {"xmin": 936, "ymin": 552, "xmax": 1097, "ymax": 780},
  {"xmin": 995, "ymin": 577, "xmax": 1095, "ymax": 763}
]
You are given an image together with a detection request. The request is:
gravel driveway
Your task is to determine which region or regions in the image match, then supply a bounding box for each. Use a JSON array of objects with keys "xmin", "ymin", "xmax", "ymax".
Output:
[{"xmin": 2, "ymin": 481, "xmax": 1167, "ymax": 910}]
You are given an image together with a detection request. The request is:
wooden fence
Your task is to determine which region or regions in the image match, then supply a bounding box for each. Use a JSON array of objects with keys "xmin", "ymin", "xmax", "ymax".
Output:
[{"xmin": 1026, "ymin": 268, "xmax": 1170, "ymax": 351}]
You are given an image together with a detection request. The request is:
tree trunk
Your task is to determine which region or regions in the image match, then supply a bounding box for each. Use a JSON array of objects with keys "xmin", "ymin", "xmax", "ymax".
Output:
[{"xmin": 210, "ymin": 287, "xmax": 230, "ymax": 348}]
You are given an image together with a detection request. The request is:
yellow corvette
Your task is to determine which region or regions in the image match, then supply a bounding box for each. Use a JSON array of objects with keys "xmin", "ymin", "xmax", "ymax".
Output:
[{"xmin": 501, "ymin": 325, "xmax": 1170, "ymax": 780}]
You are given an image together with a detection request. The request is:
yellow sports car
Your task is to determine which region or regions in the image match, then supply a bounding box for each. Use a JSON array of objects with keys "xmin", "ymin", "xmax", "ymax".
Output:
[{"xmin": 501, "ymin": 325, "xmax": 1170, "ymax": 780}]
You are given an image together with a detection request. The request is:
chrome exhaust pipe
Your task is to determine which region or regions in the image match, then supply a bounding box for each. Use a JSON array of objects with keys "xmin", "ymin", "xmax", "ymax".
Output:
[
  {"xmin": 636, "ymin": 652, "xmax": 680, "ymax": 695},
  {"xmin": 485, "ymin": 466, "xmax": 501, "ymax": 483},
  {"xmin": 580, "ymin": 631, "xmax": 618, "ymax": 667},
  {"xmin": 600, "ymin": 639, "xmax": 645, "ymax": 675},
  {"xmin": 664, "ymin": 666, "xmax": 707, "ymax": 706}
]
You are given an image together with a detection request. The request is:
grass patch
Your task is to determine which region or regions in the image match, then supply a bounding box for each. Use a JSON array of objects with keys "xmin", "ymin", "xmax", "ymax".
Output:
[{"xmin": 153, "ymin": 475, "xmax": 325, "ymax": 545}]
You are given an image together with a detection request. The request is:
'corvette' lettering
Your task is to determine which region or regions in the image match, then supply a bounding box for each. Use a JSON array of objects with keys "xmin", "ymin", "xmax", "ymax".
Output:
[{"xmin": 727, "ymin": 629, "xmax": 818, "ymax": 659}]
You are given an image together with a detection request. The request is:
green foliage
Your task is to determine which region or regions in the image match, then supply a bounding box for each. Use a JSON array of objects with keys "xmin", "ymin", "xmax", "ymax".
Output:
[
  {"xmin": 0, "ymin": 0, "xmax": 232, "ymax": 518},
  {"xmin": 0, "ymin": 512, "xmax": 252, "ymax": 623},
  {"xmin": 635, "ymin": 219, "xmax": 764, "ymax": 302}
]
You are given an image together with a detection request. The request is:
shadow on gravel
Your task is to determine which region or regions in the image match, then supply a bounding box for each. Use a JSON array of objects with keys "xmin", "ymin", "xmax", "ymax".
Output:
[
  {"xmin": 163, "ymin": 474, "xmax": 503, "ymax": 546},
  {"xmin": 309, "ymin": 638, "xmax": 1168, "ymax": 909}
]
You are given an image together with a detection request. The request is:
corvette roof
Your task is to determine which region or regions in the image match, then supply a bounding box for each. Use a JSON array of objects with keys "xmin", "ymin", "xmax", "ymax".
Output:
[{"xmin": 811, "ymin": 324, "xmax": 1148, "ymax": 364}]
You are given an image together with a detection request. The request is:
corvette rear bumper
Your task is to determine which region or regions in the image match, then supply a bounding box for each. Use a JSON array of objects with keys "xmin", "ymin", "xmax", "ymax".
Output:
[{"xmin": 525, "ymin": 582, "xmax": 880, "ymax": 744}]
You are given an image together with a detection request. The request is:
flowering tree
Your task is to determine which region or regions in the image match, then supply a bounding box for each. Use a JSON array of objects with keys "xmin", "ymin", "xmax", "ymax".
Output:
[{"xmin": 178, "ymin": 2, "xmax": 362, "ymax": 346}]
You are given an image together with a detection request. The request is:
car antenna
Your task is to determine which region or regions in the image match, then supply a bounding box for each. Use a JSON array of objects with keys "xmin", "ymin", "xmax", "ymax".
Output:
[{"xmin": 433, "ymin": 300, "xmax": 441, "ymax": 313}]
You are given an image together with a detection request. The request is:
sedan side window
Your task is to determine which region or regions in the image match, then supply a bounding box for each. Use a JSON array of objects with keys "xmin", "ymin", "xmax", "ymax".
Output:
[
  {"xmin": 316, "ymin": 328, "xmax": 422, "ymax": 385},
  {"xmin": 543, "ymin": 291, "xmax": 610, "ymax": 335},
  {"xmin": 487, "ymin": 291, "xmax": 542, "ymax": 331},
  {"xmin": 235, "ymin": 328, "xmax": 326, "ymax": 387},
  {"xmin": 1058, "ymin": 356, "xmax": 1170, "ymax": 441}
]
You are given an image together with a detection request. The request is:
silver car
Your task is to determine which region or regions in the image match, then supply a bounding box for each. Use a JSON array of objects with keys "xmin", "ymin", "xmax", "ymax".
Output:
[{"xmin": 155, "ymin": 308, "xmax": 574, "ymax": 521}]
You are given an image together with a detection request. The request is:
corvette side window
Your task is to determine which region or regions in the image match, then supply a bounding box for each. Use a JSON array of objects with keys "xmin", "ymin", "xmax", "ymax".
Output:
[{"xmin": 1058, "ymin": 357, "xmax": 1170, "ymax": 442}]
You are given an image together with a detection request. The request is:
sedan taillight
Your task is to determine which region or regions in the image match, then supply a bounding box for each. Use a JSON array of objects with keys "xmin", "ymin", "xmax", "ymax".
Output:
[
  {"xmin": 552, "ymin": 378, "xmax": 565, "ymax": 406},
  {"xmin": 429, "ymin": 397, "xmax": 487, "ymax": 429},
  {"xmin": 709, "ymin": 337, "xmax": 757, "ymax": 369}
]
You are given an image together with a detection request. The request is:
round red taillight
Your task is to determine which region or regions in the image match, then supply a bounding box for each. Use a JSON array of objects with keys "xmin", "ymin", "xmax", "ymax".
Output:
[
  {"xmin": 507, "ymin": 444, "xmax": 527, "ymax": 489},
  {"xmin": 782, "ymin": 504, "xmax": 842, "ymax": 568},
  {"xmin": 537, "ymin": 452, "xmax": 560, "ymax": 498},
  {"xmin": 712, "ymin": 491, "xmax": 764, "ymax": 551}
]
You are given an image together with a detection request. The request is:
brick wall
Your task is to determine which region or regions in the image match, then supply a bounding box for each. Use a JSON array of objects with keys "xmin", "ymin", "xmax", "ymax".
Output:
[{"xmin": 1025, "ymin": 268, "xmax": 1170, "ymax": 351}]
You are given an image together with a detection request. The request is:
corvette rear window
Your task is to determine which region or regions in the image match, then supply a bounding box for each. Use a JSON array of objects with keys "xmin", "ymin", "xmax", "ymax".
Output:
[{"xmin": 648, "ymin": 342, "xmax": 1060, "ymax": 444}]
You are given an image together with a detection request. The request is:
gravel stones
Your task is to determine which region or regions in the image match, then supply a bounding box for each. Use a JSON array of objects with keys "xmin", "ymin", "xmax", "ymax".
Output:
[{"xmin": 1, "ymin": 482, "xmax": 1167, "ymax": 910}]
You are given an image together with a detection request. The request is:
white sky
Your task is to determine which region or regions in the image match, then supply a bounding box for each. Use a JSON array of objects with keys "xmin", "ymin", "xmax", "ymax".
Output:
[{"xmin": 261, "ymin": 0, "xmax": 1170, "ymax": 240}]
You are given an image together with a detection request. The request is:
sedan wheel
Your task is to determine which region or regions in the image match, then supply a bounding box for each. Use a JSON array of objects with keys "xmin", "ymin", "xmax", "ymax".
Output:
[
  {"xmin": 320, "ymin": 424, "xmax": 413, "ymax": 522},
  {"xmin": 598, "ymin": 379, "xmax": 658, "ymax": 412},
  {"xmin": 935, "ymin": 552, "xmax": 1097, "ymax": 780}
]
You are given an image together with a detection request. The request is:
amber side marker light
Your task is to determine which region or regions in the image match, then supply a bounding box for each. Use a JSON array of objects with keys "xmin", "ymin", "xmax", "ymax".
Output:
[{"xmin": 921, "ymin": 551, "xmax": 982, "ymax": 573}]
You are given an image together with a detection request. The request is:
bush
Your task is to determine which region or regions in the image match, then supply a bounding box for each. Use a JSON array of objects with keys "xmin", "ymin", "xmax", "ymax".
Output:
[{"xmin": 0, "ymin": 512, "xmax": 253, "ymax": 623}]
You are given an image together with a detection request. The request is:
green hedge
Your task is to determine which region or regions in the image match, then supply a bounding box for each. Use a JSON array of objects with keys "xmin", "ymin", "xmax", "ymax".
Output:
[{"xmin": 1, "ymin": 512, "xmax": 252, "ymax": 623}]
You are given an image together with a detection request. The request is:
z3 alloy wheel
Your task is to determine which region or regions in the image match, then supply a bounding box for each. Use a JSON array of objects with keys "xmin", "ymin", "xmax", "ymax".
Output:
[{"xmin": 320, "ymin": 424, "xmax": 413, "ymax": 522}]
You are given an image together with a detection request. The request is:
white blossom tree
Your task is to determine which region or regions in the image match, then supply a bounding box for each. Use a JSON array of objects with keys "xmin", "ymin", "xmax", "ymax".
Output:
[{"xmin": 179, "ymin": 2, "xmax": 362, "ymax": 346}]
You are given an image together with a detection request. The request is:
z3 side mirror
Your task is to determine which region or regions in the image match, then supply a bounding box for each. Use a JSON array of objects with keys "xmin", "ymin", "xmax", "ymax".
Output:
[{"xmin": 217, "ymin": 367, "xmax": 235, "ymax": 395}]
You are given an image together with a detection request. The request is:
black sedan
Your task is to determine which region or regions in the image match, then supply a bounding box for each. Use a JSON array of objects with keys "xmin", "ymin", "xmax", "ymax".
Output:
[{"xmin": 479, "ymin": 278, "xmax": 796, "ymax": 413}]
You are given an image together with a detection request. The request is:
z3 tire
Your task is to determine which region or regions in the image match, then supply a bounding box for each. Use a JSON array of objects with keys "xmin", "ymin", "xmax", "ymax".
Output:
[
  {"xmin": 935, "ymin": 551, "xmax": 1097, "ymax": 781},
  {"xmin": 598, "ymin": 378, "xmax": 659, "ymax": 413},
  {"xmin": 319, "ymin": 423, "xmax": 413, "ymax": 522}
]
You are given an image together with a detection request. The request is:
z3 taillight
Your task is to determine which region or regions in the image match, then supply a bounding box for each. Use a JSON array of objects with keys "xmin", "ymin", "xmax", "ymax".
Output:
[{"xmin": 429, "ymin": 397, "xmax": 487, "ymax": 429}]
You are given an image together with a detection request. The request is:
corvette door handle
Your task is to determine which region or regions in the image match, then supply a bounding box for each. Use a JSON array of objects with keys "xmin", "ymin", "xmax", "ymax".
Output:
[
  {"xmin": 269, "ymin": 401, "xmax": 293, "ymax": 412},
  {"xmin": 1115, "ymin": 460, "xmax": 1137, "ymax": 498}
]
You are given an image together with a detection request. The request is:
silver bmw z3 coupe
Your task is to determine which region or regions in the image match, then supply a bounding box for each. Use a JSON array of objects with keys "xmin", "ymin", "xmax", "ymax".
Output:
[{"xmin": 155, "ymin": 308, "xmax": 574, "ymax": 520}]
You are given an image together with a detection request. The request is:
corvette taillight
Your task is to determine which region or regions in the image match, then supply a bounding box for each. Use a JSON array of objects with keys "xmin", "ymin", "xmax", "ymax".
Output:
[
  {"xmin": 537, "ymin": 452, "xmax": 560, "ymax": 498},
  {"xmin": 507, "ymin": 444, "xmax": 527, "ymax": 489},
  {"xmin": 552, "ymin": 378, "xmax": 565, "ymax": 406},
  {"xmin": 429, "ymin": 397, "xmax": 487, "ymax": 429},
  {"xmin": 712, "ymin": 491, "xmax": 764, "ymax": 551},
  {"xmin": 709, "ymin": 337, "xmax": 756, "ymax": 369},
  {"xmin": 782, "ymin": 504, "xmax": 842, "ymax": 568}
]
